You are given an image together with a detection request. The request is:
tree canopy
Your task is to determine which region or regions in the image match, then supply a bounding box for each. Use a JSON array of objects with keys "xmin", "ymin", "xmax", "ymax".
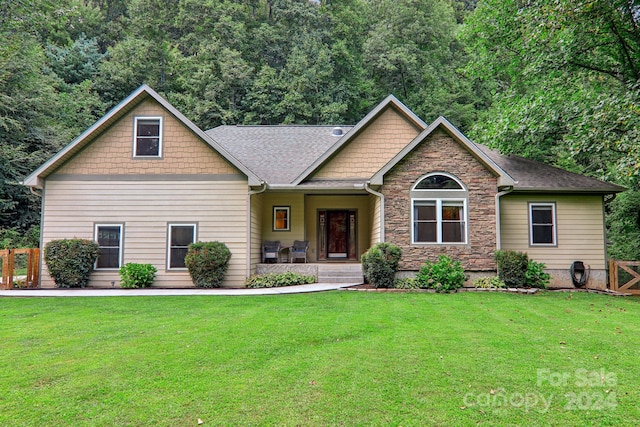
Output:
[{"xmin": 1, "ymin": 0, "xmax": 638, "ymax": 257}]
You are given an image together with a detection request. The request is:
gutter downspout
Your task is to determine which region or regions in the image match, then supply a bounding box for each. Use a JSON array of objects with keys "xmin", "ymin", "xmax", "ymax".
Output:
[
  {"xmin": 364, "ymin": 181, "xmax": 385, "ymax": 242},
  {"xmin": 247, "ymin": 182, "xmax": 267, "ymax": 279},
  {"xmin": 495, "ymin": 187, "xmax": 513, "ymax": 251}
]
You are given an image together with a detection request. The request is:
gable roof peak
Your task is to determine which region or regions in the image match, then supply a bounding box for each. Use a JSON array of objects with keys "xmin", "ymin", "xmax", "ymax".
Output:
[{"xmin": 290, "ymin": 94, "xmax": 428, "ymax": 185}]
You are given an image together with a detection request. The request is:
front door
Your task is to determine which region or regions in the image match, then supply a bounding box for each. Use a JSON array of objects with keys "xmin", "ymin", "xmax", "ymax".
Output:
[{"xmin": 318, "ymin": 210, "xmax": 357, "ymax": 260}]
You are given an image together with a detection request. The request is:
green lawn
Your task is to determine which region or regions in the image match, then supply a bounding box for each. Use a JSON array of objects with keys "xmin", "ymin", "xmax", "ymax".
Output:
[{"xmin": 1, "ymin": 291, "xmax": 639, "ymax": 426}]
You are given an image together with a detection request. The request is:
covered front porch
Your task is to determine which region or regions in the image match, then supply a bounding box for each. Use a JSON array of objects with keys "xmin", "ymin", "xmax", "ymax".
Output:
[{"xmin": 249, "ymin": 188, "xmax": 380, "ymax": 283}]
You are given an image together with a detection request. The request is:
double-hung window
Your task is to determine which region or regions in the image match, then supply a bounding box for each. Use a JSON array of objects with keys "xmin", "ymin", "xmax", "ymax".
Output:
[
  {"xmin": 168, "ymin": 224, "xmax": 196, "ymax": 269},
  {"xmin": 529, "ymin": 203, "xmax": 556, "ymax": 246},
  {"xmin": 411, "ymin": 173, "xmax": 467, "ymax": 244},
  {"xmin": 134, "ymin": 117, "xmax": 163, "ymax": 157},
  {"xmin": 273, "ymin": 206, "xmax": 290, "ymax": 231},
  {"xmin": 95, "ymin": 224, "xmax": 123, "ymax": 269}
]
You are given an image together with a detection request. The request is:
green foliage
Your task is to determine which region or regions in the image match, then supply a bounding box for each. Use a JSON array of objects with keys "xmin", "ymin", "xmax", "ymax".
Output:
[
  {"xmin": 473, "ymin": 276, "xmax": 506, "ymax": 289},
  {"xmin": 245, "ymin": 272, "xmax": 316, "ymax": 289},
  {"xmin": 0, "ymin": 226, "xmax": 39, "ymax": 249},
  {"xmin": 43, "ymin": 239, "xmax": 100, "ymax": 288},
  {"xmin": 417, "ymin": 254, "xmax": 466, "ymax": 292},
  {"xmin": 462, "ymin": 0, "xmax": 640, "ymax": 183},
  {"xmin": 184, "ymin": 241, "xmax": 231, "ymax": 288},
  {"xmin": 606, "ymin": 190, "xmax": 640, "ymax": 261},
  {"xmin": 494, "ymin": 250, "xmax": 529, "ymax": 288},
  {"xmin": 525, "ymin": 260, "xmax": 550, "ymax": 289},
  {"xmin": 119, "ymin": 263, "xmax": 157, "ymax": 289},
  {"xmin": 361, "ymin": 243, "xmax": 402, "ymax": 288},
  {"xmin": 393, "ymin": 277, "xmax": 420, "ymax": 289}
]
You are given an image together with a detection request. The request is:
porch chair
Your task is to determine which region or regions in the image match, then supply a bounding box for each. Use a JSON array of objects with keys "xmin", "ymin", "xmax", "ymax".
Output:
[
  {"xmin": 262, "ymin": 240, "xmax": 281, "ymax": 263},
  {"xmin": 290, "ymin": 240, "xmax": 309, "ymax": 263}
]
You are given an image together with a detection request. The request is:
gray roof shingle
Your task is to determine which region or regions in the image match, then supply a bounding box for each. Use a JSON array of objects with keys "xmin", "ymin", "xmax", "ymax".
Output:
[
  {"xmin": 476, "ymin": 144, "xmax": 624, "ymax": 193},
  {"xmin": 206, "ymin": 123, "xmax": 623, "ymax": 194},
  {"xmin": 206, "ymin": 125, "xmax": 352, "ymax": 185}
]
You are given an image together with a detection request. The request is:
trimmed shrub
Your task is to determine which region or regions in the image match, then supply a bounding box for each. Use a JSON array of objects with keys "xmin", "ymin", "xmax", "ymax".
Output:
[
  {"xmin": 525, "ymin": 260, "xmax": 550, "ymax": 289},
  {"xmin": 473, "ymin": 276, "xmax": 506, "ymax": 289},
  {"xmin": 185, "ymin": 241, "xmax": 231, "ymax": 288},
  {"xmin": 119, "ymin": 263, "xmax": 157, "ymax": 288},
  {"xmin": 394, "ymin": 277, "xmax": 420, "ymax": 289},
  {"xmin": 246, "ymin": 272, "xmax": 316, "ymax": 288},
  {"xmin": 417, "ymin": 254, "xmax": 466, "ymax": 292},
  {"xmin": 44, "ymin": 239, "xmax": 100, "ymax": 288},
  {"xmin": 361, "ymin": 243, "xmax": 402, "ymax": 288},
  {"xmin": 495, "ymin": 250, "xmax": 529, "ymax": 288}
]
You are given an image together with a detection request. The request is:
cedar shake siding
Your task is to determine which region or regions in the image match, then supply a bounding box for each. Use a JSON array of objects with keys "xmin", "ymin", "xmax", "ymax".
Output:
[
  {"xmin": 383, "ymin": 128, "xmax": 498, "ymax": 271},
  {"xmin": 57, "ymin": 99, "xmax": 238, "ymax": 176},
  {"xmin": 312, "ymin": 107, "xmax": 421, "ymax": 180}
]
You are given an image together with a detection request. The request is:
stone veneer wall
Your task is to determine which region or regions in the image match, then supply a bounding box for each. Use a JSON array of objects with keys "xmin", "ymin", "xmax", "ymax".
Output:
[{"xmin": 383, "ymin": 128, "xmax": 498, "ymax": 272}]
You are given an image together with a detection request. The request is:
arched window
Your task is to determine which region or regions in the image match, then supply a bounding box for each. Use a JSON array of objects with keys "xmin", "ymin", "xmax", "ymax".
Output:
[{"xmin": 411, "ymin": 173, "xmax": 467, "ymax": 244}]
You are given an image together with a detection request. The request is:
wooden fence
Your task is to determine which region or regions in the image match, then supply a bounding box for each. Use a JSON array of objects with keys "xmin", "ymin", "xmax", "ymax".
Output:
[
  {"xmin": 608, "ymin": 259, "xmax": 640, "ymax": 295},
  {"xmin": 0, "ymin": 248, "xmax": 40, "ymax": 289}
]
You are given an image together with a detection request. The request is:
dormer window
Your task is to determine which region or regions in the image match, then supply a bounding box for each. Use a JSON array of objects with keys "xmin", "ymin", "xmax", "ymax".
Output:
[
  {"xmin": 411, "ymin": 173, "xmax": 468, "ymax": 244},
  {"xmin": 134, "ymin": 117, "xmax": 163, "ymax": 157}
]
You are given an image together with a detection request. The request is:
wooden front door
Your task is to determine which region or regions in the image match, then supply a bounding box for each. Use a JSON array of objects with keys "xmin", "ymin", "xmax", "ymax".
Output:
[{"xmin": 318, "ymin": 210, "xmax": 357, "ymax": 260}]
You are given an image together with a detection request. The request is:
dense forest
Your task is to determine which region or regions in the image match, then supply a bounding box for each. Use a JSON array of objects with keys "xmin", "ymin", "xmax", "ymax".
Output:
[{"xmin": 1, "ymin": 0, "xmax": 639, "ymax": 258}]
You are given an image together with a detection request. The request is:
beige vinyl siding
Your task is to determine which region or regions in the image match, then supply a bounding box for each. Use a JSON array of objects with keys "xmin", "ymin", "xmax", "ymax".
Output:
[
  {"xmin": 369, "ymin": 194, "xmax": 381, "ymax": 245},
  {"xmin": 260, "ymin": 193, "xmax": 306, "ymax": 247},
  {"xmin": 500, "ymin": 194, "xmax": 606, "ymax": 269},
  {"xmin": 40, "ymin": 179, "xmax": 249, "ymax": 288},
  {"xmin": 312, "ymin": 107, "xmax": 420, "ymax": 179},
  {"xmin": 249, "ymin": 192, "xmax": 264, "ymax": 273},
  {"xmin": 304, "ymin": 195, "xmax": 371, "ymax": 262}
]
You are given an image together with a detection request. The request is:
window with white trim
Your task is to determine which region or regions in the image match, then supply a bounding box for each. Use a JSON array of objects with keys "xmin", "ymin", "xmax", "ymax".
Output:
[
  {"xmin": 411, "ymin": 173, "xmax": 468, "ymax": 244},
  {"xmin": 273, "ymin": 206, "xmax": 290, "ymax": 231},
  {"xmin": 134, "ymin": 117, "xmax": 163, "ymax": 157},
  {"xmin": 168, "ymin": 224, "xmax": 196, "ymax": 269},
  {"xmin": 95, "ymin": 224, "xmax": 123, "ymax": 269},
  {"xmin": 529, "ymin": 203, "xmax": 556, "ymax": 246}
]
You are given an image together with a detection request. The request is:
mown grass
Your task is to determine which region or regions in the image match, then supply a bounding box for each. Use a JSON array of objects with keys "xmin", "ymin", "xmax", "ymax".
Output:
[{"xmin": 1, "ymin": 291, "xmax": 639, "ymax": 426}]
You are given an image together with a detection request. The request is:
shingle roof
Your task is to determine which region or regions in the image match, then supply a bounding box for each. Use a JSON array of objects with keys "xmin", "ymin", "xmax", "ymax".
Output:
[
  {"xmin": 206, "ymin": 125, "xmax": 352, "ymax": 185},
  {"xmin": 476, "ymin": 144, "xmax": 624, "ymax": 193}
]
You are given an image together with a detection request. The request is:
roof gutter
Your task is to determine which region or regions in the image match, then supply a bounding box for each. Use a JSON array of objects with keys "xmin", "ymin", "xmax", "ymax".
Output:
[
  {"xmin": 247, "ymin": 182, "xmax": 267, "ymax": 278},
  {"xmin": 363, "ymin": 181, "xmax": 385, "ymax": 242},
  {"xmin": 495, "ymin": 186, "xmax": 514, "ymax": 251}
]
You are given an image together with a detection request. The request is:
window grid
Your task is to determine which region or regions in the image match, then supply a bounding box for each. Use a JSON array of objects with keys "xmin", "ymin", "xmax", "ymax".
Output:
[
  {"xmin": 95, "ymin": 224, "xmax": 123, "ymax": 269},
  {"xmin": 168, "ymin": 224, "xmax": 196, "ymax": 269},
  {"xmin": 529, "ymin": 203, "xmax": 556, "ymax": 246},
  {"xmin": 134, "ymin": 117, "xmax": 163, "ymax": 157}
]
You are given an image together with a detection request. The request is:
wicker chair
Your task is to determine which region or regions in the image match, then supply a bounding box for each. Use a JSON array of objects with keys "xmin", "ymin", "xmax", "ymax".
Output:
[
  {"xmin": 262, "ymin": 240, "xmax": 281, "ymax": 263},
  {"xmin": 290, "ymin": 240, "xmax": 309, "ymax": 263}
]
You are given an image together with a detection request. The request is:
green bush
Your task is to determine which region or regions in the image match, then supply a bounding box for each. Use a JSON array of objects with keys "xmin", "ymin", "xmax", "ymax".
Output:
[
  {"xmin": 394, "ymin": 277, "xmax": 420, "ymax": 289},
  {"xmin": 44, "ymin": 239, "xmax": 100, "ymax": 288},
  {"xmin": 495, "ymin": 250, "xmax": 529, "ymax": 288},
  {"xmin": 525, "ymin": 260, "xmax": 550, "ymax": 289},
  {"xmin": 185, "ymin": 241, "xmax": 231, "ymax": 288},
  {"xmin": 361, "ymin": 243, "xmax": 402, "ymax": 288},
  {"xmin": 417, "ymin": 254, "xmax": 466, "ymax": 292},
  {"xmin": 119, "ymin": 263, "xmax": 157, "ymax": 288},
  {"xmin": 245, "ymin": 272, "xmax": 316, "ymax": 288},
  {"xmin": 473, "ymin": 276, "xmax": 506, "ymax": 289}
]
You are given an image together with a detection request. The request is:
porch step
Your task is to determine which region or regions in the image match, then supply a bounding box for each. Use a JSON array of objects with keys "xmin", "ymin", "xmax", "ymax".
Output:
[{"xmin": 317, "ymin": 263, "xmax": 364, "ymax": 284}]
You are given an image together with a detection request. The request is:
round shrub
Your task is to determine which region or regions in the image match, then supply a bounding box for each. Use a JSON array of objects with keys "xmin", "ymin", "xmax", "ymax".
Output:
[
  {"xmin": 361, "ymin": 243, "xmax": 402, "ymax": 288},
  {"xmin": 417, "ymin": 254, "xmax": 466, "ymax": 292},
  {"xmin": 185, "ymin": 241, "xmax": 231, "ymax": 288},
  {"xmin": 119, "ymin": 263, "xmax": 157, "ymax": 288},
  {"xmin": 495, "ymin": 250, "xmax": 529, "ymax": 287},
  {"xmin": 44, "ymin": 238, "xmax": 100, "ymax": 288},
  {"xmin": 525, "ymin": 260, "xmax": 550, "ymax": 289}
]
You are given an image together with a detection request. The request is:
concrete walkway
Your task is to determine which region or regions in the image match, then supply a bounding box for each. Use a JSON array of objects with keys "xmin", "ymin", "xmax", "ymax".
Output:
[{"xmin": 0, "ymin": 282, "xmax": 351, "ymax": 297}]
